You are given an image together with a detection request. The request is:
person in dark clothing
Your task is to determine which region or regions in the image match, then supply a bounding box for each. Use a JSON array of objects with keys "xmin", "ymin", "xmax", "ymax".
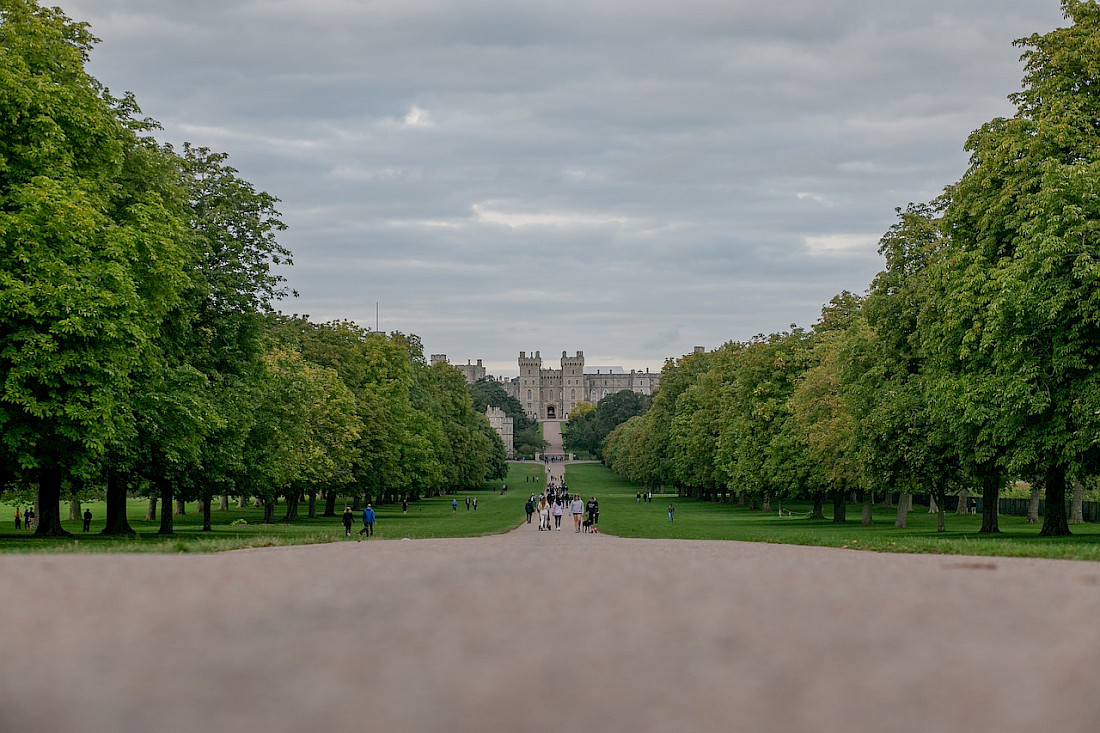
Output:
[
  {"xmin": 82, "ymin": 508, "xmax": 92, "ymax": 532},
  {"xmin": 342, "ymin": 506, "xmax": 354, "ymax": 537},
  {"xmin": 585, "ymin": 497, "xmax": 599, "ymax": 533}
]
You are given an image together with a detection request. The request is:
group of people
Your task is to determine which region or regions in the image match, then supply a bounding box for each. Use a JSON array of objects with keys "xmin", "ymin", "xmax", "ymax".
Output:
[
  {"xmin": 13, "ymin": 507, "xmax": 34, "ymax": 531},
  {"xmin": 525, "ymin": 491, "xmax": 599, "ymax": 533},
  {"xmin": 342, "ymin": 504, "xmax": 376, "ymax": 540}
]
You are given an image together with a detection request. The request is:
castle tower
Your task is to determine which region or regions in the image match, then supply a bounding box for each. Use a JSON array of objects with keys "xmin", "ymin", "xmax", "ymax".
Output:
[
  {"xmin": 560, "ymin": 351, "xmax": 584, "ymax": 420},
  {"xmin": 518, "ymin": 351, "xmax": 543, "ymax": 420}
]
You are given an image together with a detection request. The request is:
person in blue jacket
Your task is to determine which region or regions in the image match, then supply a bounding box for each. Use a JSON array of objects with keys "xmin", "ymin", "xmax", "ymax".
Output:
[{"xmin": 358, "ymin": 503, "xmax": 376, "ymax": 539}]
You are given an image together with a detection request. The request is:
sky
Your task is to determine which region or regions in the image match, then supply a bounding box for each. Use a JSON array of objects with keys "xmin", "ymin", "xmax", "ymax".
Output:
[{"xmin": 62, "ymin": 0, "xmax": 1068, "ymax": 377}]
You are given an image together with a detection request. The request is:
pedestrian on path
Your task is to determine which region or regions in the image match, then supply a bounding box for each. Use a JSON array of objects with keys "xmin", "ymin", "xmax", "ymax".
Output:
[
  {"xmin": 570, "ymin": 494, "xmax": 584, "ymax": 532},
  {"xmin": 551, "ymin": 499, "xmax": 563, "ymax": 530},
  {"xmin": 537, "ymin": 496, "xmax": 550, "ymax": 531},
  {"xmin": 342, "ymin": 506, "xmax": 354, "ymax": 537},
  {"xmin": 586, "ymin": 497, "xmax": 599, "ymax": 534},
  {"xmin": 358, "ymin": 503, "xmax": 376, "ymax": 539},
  {"xmin": 525, "ymin": 496, "xmax": 535, "ymax": 524}
]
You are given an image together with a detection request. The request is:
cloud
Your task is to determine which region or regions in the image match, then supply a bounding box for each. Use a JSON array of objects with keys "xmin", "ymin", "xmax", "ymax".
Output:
[{"xmin": 64, "ymin": 0, "xmax": 1067, "ymax": 373}]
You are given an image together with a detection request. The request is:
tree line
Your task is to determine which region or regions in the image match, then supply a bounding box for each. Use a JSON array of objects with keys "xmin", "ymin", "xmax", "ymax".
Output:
[
  {"xmin": 603, "ymin": 1, "xmax": 1100, "ymax": 538},
  {"xmin": 0, "ymin": 0, "xmax": 506, "ymax": 537}
]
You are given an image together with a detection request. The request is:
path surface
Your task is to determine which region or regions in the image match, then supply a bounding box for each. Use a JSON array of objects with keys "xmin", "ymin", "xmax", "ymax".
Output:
[{"xmin": 2, "ymin": 527, "xmax": 1099, "ymax": 732}]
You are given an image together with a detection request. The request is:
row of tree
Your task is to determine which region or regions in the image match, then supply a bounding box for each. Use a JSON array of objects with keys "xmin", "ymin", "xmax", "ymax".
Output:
[
  {"xmin": 0, "ymin": 0, "xmax": 506, "ymax": 536},
  {"xmin": 604, "ymin": 0, "xmax": 1100, "ymax": 537},
  {"xmin": 562, "ymin": 390, "xmax": 651, "ymax": 460}
]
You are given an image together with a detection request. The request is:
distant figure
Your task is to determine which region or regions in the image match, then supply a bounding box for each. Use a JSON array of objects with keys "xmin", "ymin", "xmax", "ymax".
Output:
[
  {"xmin": 465, "ymin": 497, "xmax": 471, "ymax": 511},
  {"xmin": 525, "ymin": 497, "xmax": 535, "ymax": 524},
  {"xmin": 551, "ymin": 499, "xmax": 563, "ymax": 530},
  {"xmin": 667, "ymin": 503, "xmax": 675, "ymax": 522},
  {"xmin": 25, "ymin": 507, "xmax": 35, "ymax": 531},
  {"xmin": 82, "ymin": 508, "xmax": 92, "ymax": 532},
  {"xmin": 636, "ymin": 492, "xmax": 641, "ymax": 502},
  {"xmin": 402, "ymin": 497, "xmax": 409, "ymax": 514},
  {"xmin": 342, "ymin": 506, "xmax": 354, "ymax": 537},
  {"xmin": 586, "ymin": 497, "xmax": 599, "ymax": 534},
  {"xmin": 452, "ymin": 499, "xmax": 458, "ymax": 515},
  {"xmin": 358, "ymin": 503, "xmax": 376, "ymax": 539},
  {"xmin": 570, "ymin": 494, "xmax": 584, "ymax": 532},
  {"xmin": 473, "ymin": 498, "xmax": 478, "ymax": 511},
  {"xmin": 14, "ymin": 508, "xmax": 21, "ymax": 530}
]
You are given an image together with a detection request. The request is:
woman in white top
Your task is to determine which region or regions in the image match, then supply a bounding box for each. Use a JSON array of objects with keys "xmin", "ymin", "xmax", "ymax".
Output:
[
  {"xmin": 537, "ymin": 496, "xmax": 550, "ymax": 531},
  {"xmin": 569, "ymin": 494, "xmax": 585, "ymax": 533}
]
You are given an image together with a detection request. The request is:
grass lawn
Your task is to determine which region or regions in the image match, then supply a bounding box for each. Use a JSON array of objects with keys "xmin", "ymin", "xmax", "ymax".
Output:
[
  {"xmin": 0, "ymin": 462, "xmax": 546, "ymax": 554},
  {"xmin": 563, "ymin": 463, "xmax": 1100, "ymax": 562}
]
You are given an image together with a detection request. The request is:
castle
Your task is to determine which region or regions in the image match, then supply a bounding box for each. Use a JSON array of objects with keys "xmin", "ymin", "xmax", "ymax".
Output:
[
  {"xmin": 431, "ymin": 350, "xmax": 662, "ymax": 423},
  {"xmin": 506, "ymin": 351, "xmax": 659, "ymax": 421}
]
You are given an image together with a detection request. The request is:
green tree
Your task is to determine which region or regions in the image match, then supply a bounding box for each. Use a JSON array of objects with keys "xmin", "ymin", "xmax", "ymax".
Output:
[
  {"xmin": 0, "ymin": 1, "xmax": 187, "ymax": 535},
  {"xmin": 928, "ymin": 0, "xmax": 1100, "ymax": 536}
]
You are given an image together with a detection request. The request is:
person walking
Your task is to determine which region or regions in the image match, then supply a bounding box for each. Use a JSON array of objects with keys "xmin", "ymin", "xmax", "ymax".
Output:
[
  {"xmin": 585, "ymin": 496, "xmax": 599, "ymax": 534},
  {"xmin": 82, "ymin": 508, "xmax": 92, "ymax": 532},
  {"xmin": 451, "ymin": 498, "xmax": 458, "ymax": 514},
  {"xmin": 473, "ymin": 498, "xmax": 478, "ymax": 511},
  {"xmin": 667, "ymin": 503, "xmax": 675, "ymax": 522},
  {"xmin": 402, "ymin": 496, "xmax": 409, "ymax": 514},
  {"xmin": 525, "ymin": 496, "xmax": 535, "ymax": 524},
  {"xmin": 537, "ymin": 496, "xmax": 550, "ymax": 531},
  {"xmin": 14, "ymin": 508, "xmax": 21, "ymax": 531},
  {"xmin": 551, "ymin": 498, "xmax": 563, "ymax": 531},
  {"xmin": 342, "ymin": 506, "xmax": 354, "ymax": 537},
  {"xmin": 570, "ymin": 494, "xmax": 584, "ymax": 533},
  {"xmin": 358, "ymin": 503, "xmax": 376, "ymax": 539}
]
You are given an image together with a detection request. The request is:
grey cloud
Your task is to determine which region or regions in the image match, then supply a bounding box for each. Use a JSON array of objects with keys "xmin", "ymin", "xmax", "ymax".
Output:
[{"xmin": 65, "ymin": 0, "xmax": 1067, "ymax": 373}]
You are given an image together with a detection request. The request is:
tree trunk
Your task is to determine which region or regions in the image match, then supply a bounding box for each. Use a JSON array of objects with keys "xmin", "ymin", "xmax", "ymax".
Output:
[
  {"xmin": 157, "ymin": 480, "xmax": 174, "ymax": 535},
  {"xmin": 324, "ymin": 489, "xmax": 337, "ymax": 517},
  {"xmin": 101, "ymin": 470, "xmax": 136, "ymax": 536},
  {"xmin": 979, "ymin": 468, "xmax": 1001, "ymax": 534},
  {"xmin": 931, "ymin": 487, "xmax": 946, "ymax": 532},
  {"xmin": 174, "ymin": 499, "xmax": 186, "ymax": 516},
  {"xmin": 352, "ymin": 495, "xmax": 361, "ymax": 511},
  {"xmin": 894, "ymin": 492, "xmax": 910, "ymax": 529},
  {"xmin": 1070, "ymin": 479, "xmax": 1084, "ymax": 524},
  {"xmin": 810, "ymin": 495, "xmax": 824, "ymax": 519},
  {"xmin": 861, "ymin": 490, "xmax": 873, "ymax": 526},
  {"xmin": 882, "ymin": 491, "xmax": 893, "ymax": 508},
  {"xmin": 69, "ymin": 498, "xmax": 81, "ymax": 521},
  {"xmin": 955, "ymin": 487, "xmax": 969, "ymax": 515},
  {"xmin": 262, "ymin": 500, "xmax": 276, "ymax": 524},
  {"xmin": 761, "ymin": 493, "xmax": 771, "ymax": 513},
  {"xmin": 283, "ymin": 490, "xmax": 300, "ymax": 522},
  {"xmin": 145, "ymin": 496, "xmax": 158, "ymax": 521},
  {"xmin": 34, "ymin": 463, "xmax": 71, "ymax": 537},
  {"xmin": 737, "ymin": 492, "xmax": 745, "ymax": 507},
  {"xmin": 308, "ymin": 491, "xmax": 317, "ymax": 519},
  {"xmin": 238, "ymin": 495, "xmax": 248, "ymax": 509},
  {"xmin": 219, "ymin": 494, "xmax": 229, "ymax": 511},
  {"xmin": 1039, "ymin": 464, "xmax": 1072, "ymax": 536},
  {"xmin": 831, "ymin": 492, "xmax": 846, "ymax": 523},
  {"xmin": 1027, "ymin": 485, "xmax": 1041, "ymax": 523}
]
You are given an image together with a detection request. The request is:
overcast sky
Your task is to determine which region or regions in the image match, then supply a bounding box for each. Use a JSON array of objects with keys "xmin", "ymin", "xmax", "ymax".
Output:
[{"xmin": 64, "ymin": 0, "xmax": 1066, "ymax": 377}]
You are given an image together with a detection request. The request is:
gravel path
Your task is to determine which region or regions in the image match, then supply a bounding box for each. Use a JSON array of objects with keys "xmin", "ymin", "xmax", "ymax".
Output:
[{"xmin": 2, "ymin": 526, "xmax": 1098, "ymax": 732}]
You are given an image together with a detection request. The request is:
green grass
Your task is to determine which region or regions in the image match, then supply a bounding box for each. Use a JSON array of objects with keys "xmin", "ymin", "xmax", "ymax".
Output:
[
  {"xmin": 0, "ymin": 463, "xmax": 546, "ymax": 554},
  {"xmin": 563, "ymin": 463, "xmax": 1100, "ymax": 562},
  {"xmin": 7, "ymin": 462, "xmax": 1098, "ymax": 560}
]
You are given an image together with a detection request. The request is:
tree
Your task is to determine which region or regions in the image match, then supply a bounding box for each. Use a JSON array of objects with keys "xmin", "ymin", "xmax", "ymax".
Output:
[
  {"xmin": 929, "ymin": 1, "xmax": 1100, "ymax": 536},
  {"xmin": 564, "ymin": 389, "xmax": 651, "ymax": 459},
  {"xmin": 0, "ymin": 1, "xmax": 187, "ymax": 535}
]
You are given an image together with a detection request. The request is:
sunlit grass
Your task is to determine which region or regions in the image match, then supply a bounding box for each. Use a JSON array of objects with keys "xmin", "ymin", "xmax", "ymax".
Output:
[{"xmin": 562, "ymin": 463, "xmax": 1100, "ymax": 561}]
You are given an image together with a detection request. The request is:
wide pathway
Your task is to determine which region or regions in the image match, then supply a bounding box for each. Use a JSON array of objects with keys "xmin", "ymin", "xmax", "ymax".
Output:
[{"xmin": 2, "ymin": 527, "xmax": 1099, "ymax": 732}]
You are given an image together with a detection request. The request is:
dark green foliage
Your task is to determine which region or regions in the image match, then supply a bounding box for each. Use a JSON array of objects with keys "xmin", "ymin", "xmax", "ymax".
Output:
[{"xmin": 564, "ymin": 390, "xmax": 651, "ymax": 459}]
